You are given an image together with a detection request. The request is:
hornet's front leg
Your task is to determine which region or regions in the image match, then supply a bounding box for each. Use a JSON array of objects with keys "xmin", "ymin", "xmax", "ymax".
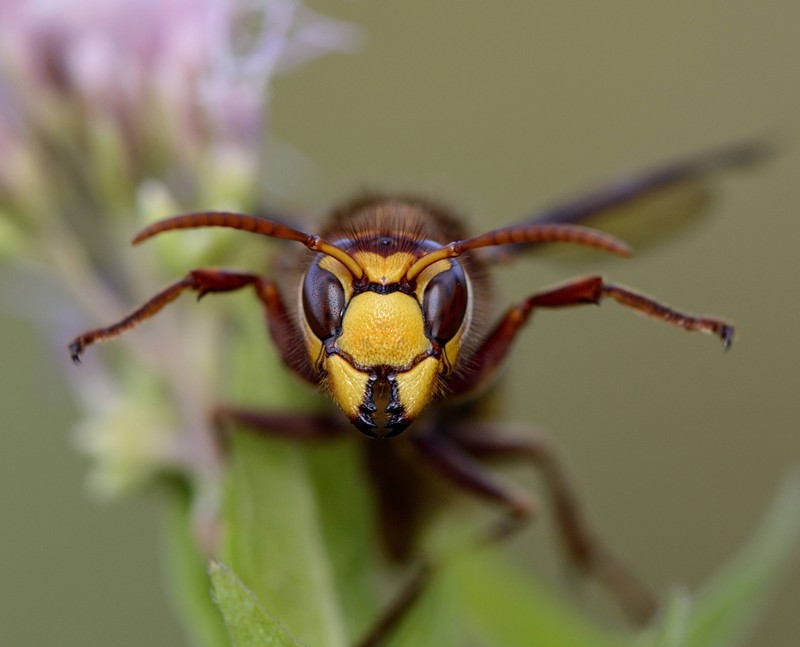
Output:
[
  {"xmin": 448, "ymin": 274, "xmax": 733, "ymax": 397},
  {"xmin": 403, "ymin": 422, "xmax": 655, "ymax": 628},
  {"xmin": 69, "ymin": 268, "xmax": 318, "ymax": 384}
]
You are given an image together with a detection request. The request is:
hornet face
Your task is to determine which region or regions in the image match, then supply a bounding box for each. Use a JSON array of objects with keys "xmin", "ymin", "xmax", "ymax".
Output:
[{"xmin": 298, "ymin": 221, "xmax": 473, "ymax": 438}]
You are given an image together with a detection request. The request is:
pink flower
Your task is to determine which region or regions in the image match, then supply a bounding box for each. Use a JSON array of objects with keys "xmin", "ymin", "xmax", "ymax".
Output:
[
  {"xmin": 0, "ymin": 0, "xmax": 357, "ymax": 175},
  {"xmin": 0, "ymin": 0, "xmax": 357, "ymax": 504}
]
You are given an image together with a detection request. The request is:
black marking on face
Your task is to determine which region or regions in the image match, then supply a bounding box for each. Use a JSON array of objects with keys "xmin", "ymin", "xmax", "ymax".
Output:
[
  {"xmin": 352, "ymin": 371, "xmax": 412, "ymax": 438},
  {"xmin": 354, "ymin": 373, "xmax": 379, "ymax": 437},
  {"xmin": 384, "ymin": 374, "xmax": 410, "ymax": 437}
]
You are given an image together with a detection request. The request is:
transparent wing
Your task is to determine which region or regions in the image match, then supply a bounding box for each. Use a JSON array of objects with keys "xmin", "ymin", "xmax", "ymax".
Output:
[{"xmin": 489, "ymin": 139, "xmax": 772, "ymax": 263}]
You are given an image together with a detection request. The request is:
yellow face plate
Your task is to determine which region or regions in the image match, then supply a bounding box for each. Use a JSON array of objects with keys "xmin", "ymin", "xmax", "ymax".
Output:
[
  {"xmin": 352, "ymin": 251, "xmax": 415, "ymax": 285},
  {"xmin": 393, "ymin": 357, "xmax": 441, "ymax": 421},
  {"xmin": 325, "ymin": 354, "xmax": 371, "ymax": 422},
  {"xmin": 336, "ymin": 291, "xmax": 430, "ymax": 369}
]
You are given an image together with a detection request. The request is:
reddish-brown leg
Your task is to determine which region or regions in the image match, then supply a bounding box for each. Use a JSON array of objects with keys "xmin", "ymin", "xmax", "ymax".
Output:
[
  {"xmin": 412, "ymin": 429, "xmax": 533, "ymax": 522},
  {"xmin": 355, "ymin": 419, "xmax": 658, "ymax": 645},
  {"xmin": 445, "ymin": 423, "xmax": 658, "ymax": 624},
  {"xmin": 349, "ymin": 431, "xmax": 534, "ymax": 647},
  {"xmin": 69, "ymin": 268, "xmax": 317, "ymax": 383},
  {"xmin": 212, "ymin": 406, "xmax": 347, "ymax": 454},
  {"xmin": 356, "ymin": 431, "xmax": 514, "ymax": 647},
  {"xmin": 214, "ymin": 406, "xmax": 345, "ymax": 440},
  {"xmin": 450, "ymin": 274, "xmax": 733, "ymax": 397}
]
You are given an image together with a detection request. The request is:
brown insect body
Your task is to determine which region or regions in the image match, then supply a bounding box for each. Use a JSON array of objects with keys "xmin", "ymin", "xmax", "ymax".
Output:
[{"xmin": 289, "ymin": 198, "xmax": 495, "ymax": 562}]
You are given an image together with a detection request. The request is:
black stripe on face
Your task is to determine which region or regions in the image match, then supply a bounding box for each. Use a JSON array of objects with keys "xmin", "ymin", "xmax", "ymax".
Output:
[
  {"xmin": 384, "ymin": 374, "xmax": 410, "ymax": 437},
  {"xmin": 354, "ymin": 373, "xmax": 378, "ymax": 437},
  {"xmin": 351, "ymin": 371, "xmax": 412, "ymax": 438}
]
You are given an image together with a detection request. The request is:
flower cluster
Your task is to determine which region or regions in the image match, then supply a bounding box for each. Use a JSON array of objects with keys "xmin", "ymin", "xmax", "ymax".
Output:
[{"xmin": 0, "ymin": 0, "xmax": 356, "ymax": 513}]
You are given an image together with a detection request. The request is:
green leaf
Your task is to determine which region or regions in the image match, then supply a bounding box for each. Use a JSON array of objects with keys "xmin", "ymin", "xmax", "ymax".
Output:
[
  {"xmin": 638, "ymin": 590, "xmax": 693, "ymax": 647},
  {"xmin": 213, "ymin": 279, "xmax": 364, "ymax": 646},
  {"xmin": 382, "ymin": 567, "xmax": 462, "ymax": 647},
  {"xmin": 210, "ymin": 560, "xmax": 302, "ymax": 647},
  {"xmin": 305, "ymin": 440, "xmax": 380, "ymax": 636},
  {"xmin": 633, "ymin": 473, "xmax": 800, "ymax": 647},
  {"xmin": 161, "ymin": 484, "xmax": 229, "ymax": 647},
  {"xmin": 220, "ymin": 432, "xmax": 348, "ymax": 647},
  {"xmin": 681, "ymin": 473, "xmax": 800, "ymax": 647}
]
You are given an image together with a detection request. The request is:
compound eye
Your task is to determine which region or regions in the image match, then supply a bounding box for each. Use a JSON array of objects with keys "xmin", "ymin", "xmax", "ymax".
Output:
[
  {"xmin": 422, "ymin": 262, "xmax": 468, "ymax": 344},
  {"xmin": 302, "ymin": 262, "xmax": 346, "ymax": 340}
]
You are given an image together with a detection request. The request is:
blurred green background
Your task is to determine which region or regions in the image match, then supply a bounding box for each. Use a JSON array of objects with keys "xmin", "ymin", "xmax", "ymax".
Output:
[{"xmin": 2, "ymin": 1, "xmax": 798, "ymax": 645}]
